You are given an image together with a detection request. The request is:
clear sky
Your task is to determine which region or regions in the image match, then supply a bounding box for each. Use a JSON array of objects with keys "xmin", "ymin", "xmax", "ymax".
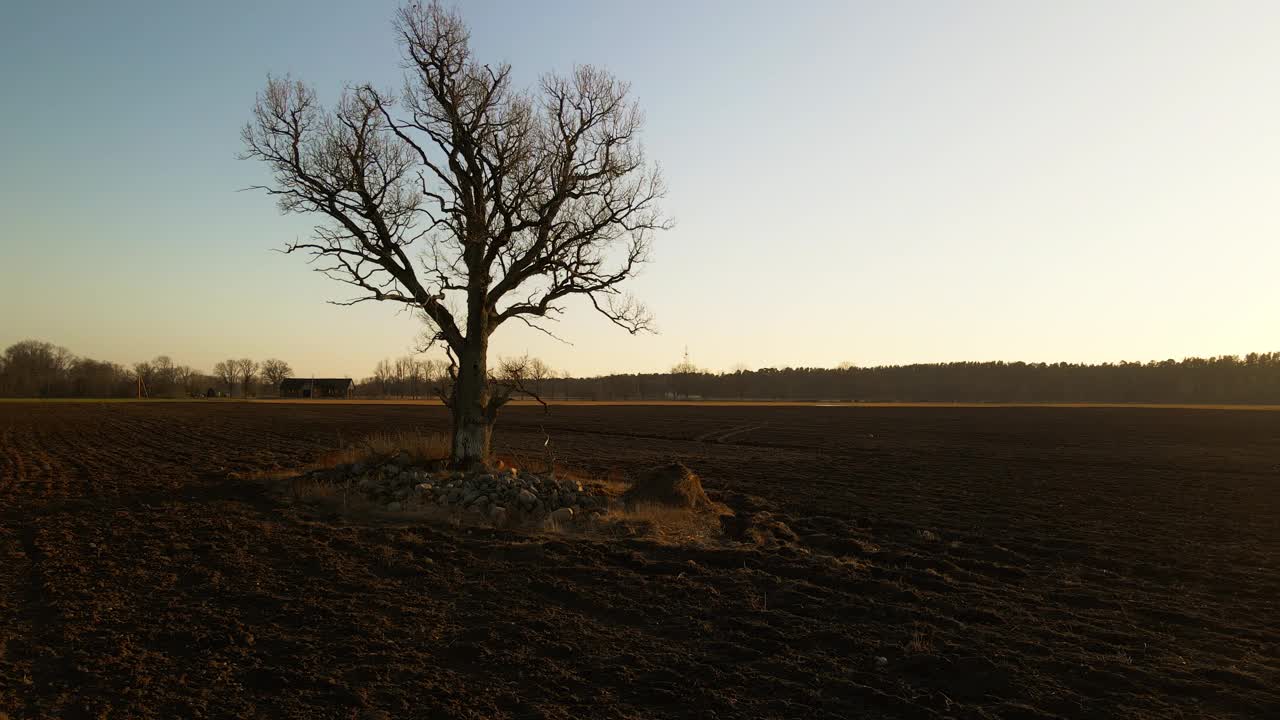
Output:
[{"xmin": 2, "ymin": 1, "xmax": 1277, "ymax": 378}]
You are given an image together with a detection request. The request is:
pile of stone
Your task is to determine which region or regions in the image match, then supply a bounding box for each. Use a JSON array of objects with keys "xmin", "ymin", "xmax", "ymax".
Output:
[{"xmin": 308, "ymin": 454, "xmax": 608, "ymax": 527}]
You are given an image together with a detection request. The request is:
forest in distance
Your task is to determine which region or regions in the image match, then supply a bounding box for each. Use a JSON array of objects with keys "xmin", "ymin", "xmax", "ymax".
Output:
[{"xmin": 3, "ymin": 338, "xmax": 1280, "ymax": 405}]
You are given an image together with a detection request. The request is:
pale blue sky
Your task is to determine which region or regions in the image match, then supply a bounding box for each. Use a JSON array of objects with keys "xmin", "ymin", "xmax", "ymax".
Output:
[{"xmin": 2, "ymin": 1, "xmax": 1277, "ymax": 378}]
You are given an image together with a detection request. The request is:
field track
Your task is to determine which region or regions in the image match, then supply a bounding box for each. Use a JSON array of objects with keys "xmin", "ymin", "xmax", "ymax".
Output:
[{"xmin": 1, "ymin": 401, "xmax": 1277, "ymax": 718}]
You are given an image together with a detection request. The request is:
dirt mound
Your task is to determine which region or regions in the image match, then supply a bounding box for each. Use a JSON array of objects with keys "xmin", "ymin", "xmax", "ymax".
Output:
[
  {"xmin": 720, "ymin": 510, "xmax": 799, "ymax": 547},
  {"xmin": 623, "ymin": 462, "xmax": 712, "ymax": 511}
]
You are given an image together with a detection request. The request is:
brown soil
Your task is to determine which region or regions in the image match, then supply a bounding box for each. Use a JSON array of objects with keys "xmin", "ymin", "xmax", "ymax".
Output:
[{"xmin": 1, "ymin": 401, "xmax": 1277, "ymax": 719}]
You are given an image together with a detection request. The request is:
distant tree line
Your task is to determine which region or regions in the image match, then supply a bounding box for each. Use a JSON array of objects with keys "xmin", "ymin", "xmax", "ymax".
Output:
[
  {"xmin": 7, "ymin": 339, "xmax": 1280, "ymax": 404},
  {"xmin": 353, "ymin": 355, "xmax": 555, "ymax": 402},
  {"xmin": 353, "ymin": 356, "xmax": 449, "ymax": 399},
  {"xmin": 0, "ymin": 340, "xmax": 294, "ymax": 398},
  {"xmin": 550, "ymin": 354, "xmax": 1280, "ymax": 404},
  {"xmin": 352, "ymin": 351, "xmax": 1280, "ymax": 404}
]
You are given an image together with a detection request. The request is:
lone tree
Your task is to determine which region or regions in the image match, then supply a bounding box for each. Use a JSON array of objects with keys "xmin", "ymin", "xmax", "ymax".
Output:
[{"xmin": 242, "ymin": 2, "xmax": 669, "ymax": 468}]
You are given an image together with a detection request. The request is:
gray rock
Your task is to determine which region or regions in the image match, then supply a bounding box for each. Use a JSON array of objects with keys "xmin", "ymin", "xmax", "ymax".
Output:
[
  {"xmin": 352, "ymin": 462, "xmax": 366, "ymax": 474},
  {"xmin": 385, "ymin": 501, "xmax": 402, "ymax": 511},
  {"xmin": 518, "ymin": 489, "xmax": 537, "ymax": 506},
  {"xmin": 550, "ymin": 507, "xmax": 574, "ymax": 524},
  {"xmin": 489, "ymin": 506, "xmax": 508, "ymax": 525}
]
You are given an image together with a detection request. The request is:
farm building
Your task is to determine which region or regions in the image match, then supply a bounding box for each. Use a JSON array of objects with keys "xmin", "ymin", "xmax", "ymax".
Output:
[{"xmin": 279, "ymin": 378, "xmax": 354, "ymax": 399}]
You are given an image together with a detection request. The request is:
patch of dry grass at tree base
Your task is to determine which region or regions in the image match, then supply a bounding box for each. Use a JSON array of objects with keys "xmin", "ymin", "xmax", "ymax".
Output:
[{"xmin": 317, "ymin": 429, "xmax": 451, "ymax": 468}]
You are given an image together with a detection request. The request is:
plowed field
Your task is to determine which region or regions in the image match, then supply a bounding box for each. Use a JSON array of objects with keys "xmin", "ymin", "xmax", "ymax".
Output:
[{"xmin": 1, "ymin": 401, "xmax": 1276, "ymax": 718}]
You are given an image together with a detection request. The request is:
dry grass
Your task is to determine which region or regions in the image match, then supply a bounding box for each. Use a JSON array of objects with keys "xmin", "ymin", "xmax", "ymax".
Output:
[
  {"xmin": 265, "ymin": 429, "xmax": 449, "ymax": 511},
  {"xmin": 284, "ymin": 473, "xmax": 375, "ymax": 514},
  {"xmin": 905, "ymin": 628, "xmax": 937, "ymax": 654},
  {"xmin": 490, "ymin": 452, "xmax": 628, "ymax": 487},
  {"xmin": 317, "ymin": 429, "xmax": 450, "ymax": 468},
  {"xmin": 590, "ymin": 501, "xmax": 726, "ymax": 545}
]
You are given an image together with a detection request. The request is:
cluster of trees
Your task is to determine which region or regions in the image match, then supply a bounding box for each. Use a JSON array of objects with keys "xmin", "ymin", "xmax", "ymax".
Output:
[
  {"xmin": 211, "ymin": 358, "xmax": 293, "ymax": 398},
  {"xmin": 0, "ymin": 340, "xmax": 138, "ymax": 398},
  {"xmin": 0, "ymin": 340, "xmax": 295, "ymax": 398},
  {"xmin": 354, "ymin": 356, "xmax": 449, "ymax": 398},
  {"xmin": 354, "ymin": 355, "xmax": 555, "ymax": 401},
  {"xmin": 552, "ymin": 353, "xmax": 1280, "ymax": 404}
]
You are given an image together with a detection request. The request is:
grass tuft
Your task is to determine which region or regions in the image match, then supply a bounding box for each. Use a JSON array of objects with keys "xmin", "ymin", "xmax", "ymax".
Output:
[
  {"xmin": 590, "ymin": 501, "xmax": 725, "ymax": 545},
  {"xmin": 318, "ymin": 429, "xmax": 450, "ymax": 468}
]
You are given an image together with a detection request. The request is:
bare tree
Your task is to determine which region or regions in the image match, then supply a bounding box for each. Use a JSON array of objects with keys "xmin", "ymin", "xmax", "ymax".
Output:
[
  {"xmin": 372, "ymin": 358, "xmax": 396, "ymax": 397},
  {"xmin": 242, "ymin": 2, "xmax": 669, "ymax": 468},
  {"xmin": 495, "ymin": 354, "xmax": 555, "ymax": 408},
  {"xmin": 260, "ymin": 358, "xmax": 293, "ymax": 394},
  {"xmin": 174, "ymin": 365, "xmax": 199, "ymax": 397},
  {"xmin": 213, "ymin": 360, "xmax": 237, "ymax": 396},
  {"xmin": 419, "ymin": 357, "xmax": 447, "ymax": 400},
  {"xmin": 132, "ymin": 361, "xmax": 156, "ymax": 397},
  {"xmin": 234, "ymin": 358, "xmax": 259, "ymax": 398},
  {"xmin": 393, "ymin": 355, "xmax": 417, "ymax": 397},
  {"xmin": 152, "ymin": 355, "xmax": 177, "ymax": 394}
]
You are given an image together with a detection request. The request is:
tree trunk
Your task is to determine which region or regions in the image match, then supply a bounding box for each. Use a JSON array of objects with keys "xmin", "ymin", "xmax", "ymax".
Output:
[{"xmin": 450, "ymin": 337, "xmax": 492, "ymax": 470}]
